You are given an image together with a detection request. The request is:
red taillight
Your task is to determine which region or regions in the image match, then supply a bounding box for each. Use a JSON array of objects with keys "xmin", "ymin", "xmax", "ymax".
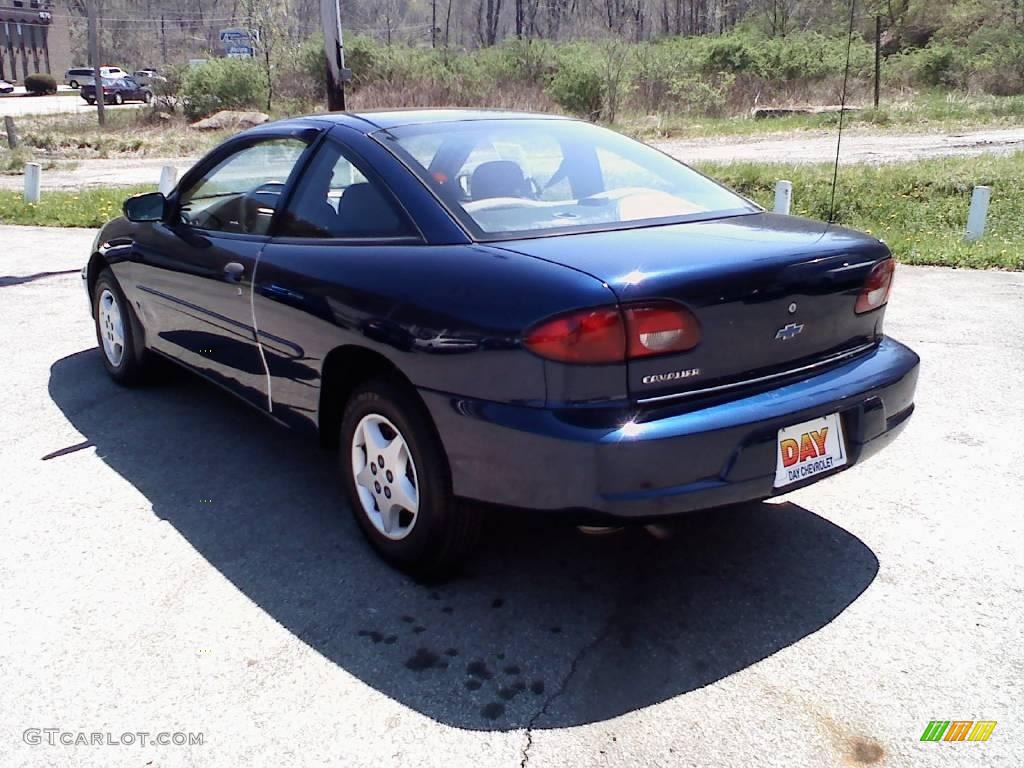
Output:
[
  {"xmin": 856, "ymin": 259, "xmax": 895, "ymax": 314},
  {"xmin": 524, "ymin": 302, "xmax": 701, "ymax": 364},
  {"xmin": 524, "ymin": 306, "xmax": 625, "ymax": 364},
  {"xmin": 624, "ymin": 303, "xmax": 701, "ymax": 358}
]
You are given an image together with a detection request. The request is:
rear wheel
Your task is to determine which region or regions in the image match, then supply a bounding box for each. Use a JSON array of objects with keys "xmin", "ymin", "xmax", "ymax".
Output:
[
  {"xmin": 86, "ymin": 97, "xmax": 95, "ymax": 105},
  {"xmin": 340, "ymin": 378, "xmax": 480, "ymax": 579},
  {"xmin": 69, "ymin": 80, "xmax": 79, "ymax": 89},
  {"xmin": 93, "ymin": 270, "xmax": 150, "ymax": 386},
  {"xmin": 143, "ymin": 91, "xmax": 152, "ymax": 104}
]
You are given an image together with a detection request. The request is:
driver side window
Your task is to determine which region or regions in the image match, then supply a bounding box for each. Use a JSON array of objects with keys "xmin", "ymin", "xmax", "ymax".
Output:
[{"xmin": 178, "ymin": 138, "xmax": 309, "ymax": 235}]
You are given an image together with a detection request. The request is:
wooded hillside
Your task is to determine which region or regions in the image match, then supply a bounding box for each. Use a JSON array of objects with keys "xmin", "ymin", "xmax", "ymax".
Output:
[{"xmin": 60, "ymin": 1, "xmax": 1024, "ymax": 120}]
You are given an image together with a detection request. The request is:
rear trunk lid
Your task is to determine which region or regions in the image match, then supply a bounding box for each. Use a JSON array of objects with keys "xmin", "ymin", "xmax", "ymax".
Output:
[{"xmin": 496, "ymin": 213, "xmax": 891, "ymax": 402}]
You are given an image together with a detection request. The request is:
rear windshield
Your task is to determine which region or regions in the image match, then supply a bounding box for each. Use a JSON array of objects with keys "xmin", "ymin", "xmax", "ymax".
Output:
[{"xmin": 376, "ymin": 119, "xmax": 757, "ymax": 240}]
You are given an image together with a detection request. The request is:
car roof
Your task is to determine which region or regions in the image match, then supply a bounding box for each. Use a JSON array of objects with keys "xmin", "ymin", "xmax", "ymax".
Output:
[{"xmin": 287, "ymin": 108, "xmax": 570, "ymax": 135}]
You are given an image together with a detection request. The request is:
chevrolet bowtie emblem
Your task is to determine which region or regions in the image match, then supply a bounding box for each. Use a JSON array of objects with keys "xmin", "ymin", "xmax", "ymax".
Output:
[{"xmin": 775, "ymin": 322, "xmax": 805, "ymax": 341}]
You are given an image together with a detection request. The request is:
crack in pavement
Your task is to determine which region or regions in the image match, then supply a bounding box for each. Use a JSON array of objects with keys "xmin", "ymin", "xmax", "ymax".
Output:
[
  {"xmin": 0, "ymin": 269, "xmax": 81, "ymax": 288},
  {"xmin": 519, "ymin": 617, "xmax": 618, "ymax": 768}
]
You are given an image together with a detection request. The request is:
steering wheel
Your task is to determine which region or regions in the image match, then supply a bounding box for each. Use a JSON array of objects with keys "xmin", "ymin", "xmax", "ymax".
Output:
[{"xmin": 240, "ymin": 181, "xmax": 286, "ymax": 233}]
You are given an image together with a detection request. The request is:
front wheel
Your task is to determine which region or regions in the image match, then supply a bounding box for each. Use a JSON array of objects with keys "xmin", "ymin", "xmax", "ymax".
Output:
[
  {"xmin": 69, "ymin": 80, "xmax": 79, "ymax": 89},
  {"xmin": 86, "ymin": 97, "xmax": 95, "ymax": 105},
  {"xmin": 143, "ymin": 91, "xmax": 152, "ymax": 104},
  {"xmin": 93, "ymin": 270, "xmax": 150, "ymax": 386},
  {"xmin": 113, "ymin": 93, "xmax": 124, "ymax": 105},
  {"xmin": 340, "ymin": 378, "xmax": 480, "ymax": 579}
]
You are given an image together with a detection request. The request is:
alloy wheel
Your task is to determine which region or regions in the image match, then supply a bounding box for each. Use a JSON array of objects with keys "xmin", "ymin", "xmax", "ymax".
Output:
[
  {"xmin": 97, "ymin": 288, "xmax": 125, "ymax": 367},
  {"xmin": 351, "ymin": 413, "xmax": 420, "ymax": 540}
]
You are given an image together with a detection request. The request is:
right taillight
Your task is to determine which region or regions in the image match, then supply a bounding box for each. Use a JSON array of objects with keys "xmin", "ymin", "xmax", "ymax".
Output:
[
  {"xmin": 856, "ymin": 258, "xmax": 895, "ymax": 314},
  {"xmin": 524, "ymin": 302, "xmax": 701, "ymax": 364}
]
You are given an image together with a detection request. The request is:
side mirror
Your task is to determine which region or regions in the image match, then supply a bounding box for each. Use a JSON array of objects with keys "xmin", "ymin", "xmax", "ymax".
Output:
[{"xmin": 123, "ymin": 191, "xmax": 166, "ymax": 222}]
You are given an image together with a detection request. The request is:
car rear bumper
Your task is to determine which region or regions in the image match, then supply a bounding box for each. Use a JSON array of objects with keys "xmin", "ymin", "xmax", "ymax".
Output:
[{"xmin": 420, "ymin": 337, "xmax": 920, "ymax": 519}]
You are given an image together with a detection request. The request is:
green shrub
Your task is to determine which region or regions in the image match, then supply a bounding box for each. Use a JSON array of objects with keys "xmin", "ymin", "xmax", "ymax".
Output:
[
  {"xmin": 181, "ymin": 58, "xmax": 267, "ymax": 120},
  {"xmin": 345, "ymin": 34, "xmax": 381, "ymax": 89},
  {"xmin": 273, "ymin": 34, "xmax": 328, "ymax": 112},
  {"xmin": 705, "ymin": 39, "xmax": 757, "ymax": 74},
  {"xmin": 152, "ymin": 64, "xmax": 186, "ymax": 111},
  {"xmin": 966, "ymin": 24, "xmax": 1024, "ymax": 96},
  {"xmin": 547, "ymin": 50, "xmax": 603, "ymax": 119},
  {"xmin": 915, "ymin": 44, "xmax": 964, "ymax": 87},
  {"xmin": 667, "ymin": 72, "xmax": 735, "ymax": 118},
  {"xmin": 24, "ymin": 73, "xmax": 57, "ymax": 95}
]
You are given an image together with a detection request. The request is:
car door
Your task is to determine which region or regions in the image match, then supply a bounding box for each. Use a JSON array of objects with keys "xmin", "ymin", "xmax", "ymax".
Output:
[
  {"xmin": 126, "ymin": 131, "xmax": 319, "ymax": 407},
  {"xmin": 251, "ymin": 132, "xmax": 423, "ymax": 427},
  {"xmin": 121, "ymin": 77, "xmax": 139, "ymax": 100}
]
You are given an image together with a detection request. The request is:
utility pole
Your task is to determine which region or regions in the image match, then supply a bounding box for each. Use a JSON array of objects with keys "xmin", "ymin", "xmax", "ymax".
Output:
[
  {"xmin": 321, "ymin": 0, "xmax": 351, "ymax": 111},
  {"xmin": 874, "ymin": 15, "xmax": 882, "ymax": 109},
  {"xmin": 431, "ymin": 0, "xmax": 437, "ymax": 48},
  {"xmin": 87, "ymin": 0, "xmax": 105, "ymax": 126}
]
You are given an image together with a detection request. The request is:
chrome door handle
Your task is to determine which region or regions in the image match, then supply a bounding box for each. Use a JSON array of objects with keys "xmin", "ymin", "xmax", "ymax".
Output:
[{"xmin": 223, "ymin": 262, "xmax": 245, "ymax": 282}]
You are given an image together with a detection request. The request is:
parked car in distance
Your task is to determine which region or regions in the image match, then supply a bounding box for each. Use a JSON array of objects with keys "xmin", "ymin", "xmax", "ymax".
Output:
[
  {"xmin": 0, "ymin": 79, "xmax": 14, "ymax": 95},
  {"xmin": 81, "ymin": 77, "xmax": 152, "ymax": 105},
  {"xmin": 83, "ymin": 110, "xmax": 920, "ymax": 578},
  {"xmin": 132, "ymin": 69, "xmax": 166, "ymax": 87},
  {"xmin": 65, "ymin": 67, "xmax": 94, "ymax": 88},
  {"xmin": 66, "ymin": 66, "xmax": 126, "ymax": 88}
]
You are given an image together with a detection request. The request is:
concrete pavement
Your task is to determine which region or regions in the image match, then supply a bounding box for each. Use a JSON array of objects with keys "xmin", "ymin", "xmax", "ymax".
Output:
[
  {"xmin": 0, "ymin": 87, "xmax": 143, "ymax": 118},
  {"xmin": 0, "ymin": 225, "xmax": 1021, "ymax": 767}
]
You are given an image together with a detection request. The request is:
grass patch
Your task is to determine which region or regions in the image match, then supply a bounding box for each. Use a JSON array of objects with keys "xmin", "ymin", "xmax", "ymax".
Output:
[
  {"xmin": 1, "ymin": 153, "xmax": 1020, "ymax": 270},
  {"xmin": 2, "ymin": 109, "xmax": 229, "ymax": 161},
  {"xmin": 699, "ymin": 152, "xmax": 1023, "ymax": 270},
  {"xmin": 0, "ymin": 185, "xmax": 153, "ymax": 227}
]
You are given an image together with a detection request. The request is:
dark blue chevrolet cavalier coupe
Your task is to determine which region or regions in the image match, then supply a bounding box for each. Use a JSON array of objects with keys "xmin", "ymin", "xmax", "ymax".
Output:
[{"xmin": 83, "ymin": 110, "xmax": 919, "ymax": 576}]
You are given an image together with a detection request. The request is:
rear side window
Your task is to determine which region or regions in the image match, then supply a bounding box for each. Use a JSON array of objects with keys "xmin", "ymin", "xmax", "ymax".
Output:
[
  {"xmin": 381, "ymin": 119, "xmax": 756, "ymax": 240},
  {"xmin": 277, "ymin": 141, "xmax": 415, "ymax": 240}
]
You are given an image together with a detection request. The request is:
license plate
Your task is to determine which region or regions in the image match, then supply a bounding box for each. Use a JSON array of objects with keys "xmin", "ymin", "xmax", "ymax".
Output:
[{"xmin": 774, "ymin": 413, "xmax": 847, "ymax": 489}]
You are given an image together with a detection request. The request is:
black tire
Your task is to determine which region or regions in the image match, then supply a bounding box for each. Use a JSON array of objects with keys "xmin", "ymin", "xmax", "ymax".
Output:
[
  {"xmin": 93, "ymin": 269, "xmax": 150, "ymax": 386},
  {"xmin": 69, "ymin": 80, "xmax": 79, "ymax": 89},
  {"xmin": 143, "ymin": 90, "xmax": 152, "ymax": 104},
  {"xmin": 340, "ymin": 378, "xmax": 481, "ymax": 580},
  {"xmin": 86, "ymin": 97, "xmax": 95, "ymax": 105},
  {"xmin": 114, "ymin": 93, "xmax": 124, "ymax": 105}
]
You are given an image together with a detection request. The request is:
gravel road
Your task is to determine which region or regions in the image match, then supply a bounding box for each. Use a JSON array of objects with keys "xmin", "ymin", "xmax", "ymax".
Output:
[
  {"xmin": 657, "ymin": 126, "xmax": 1024, "ymax": 165},
  {"xmin": 1, "ymin": 224, "xmax": 1022, "ymax": 768},
  {"xmin": 1, "ymin": 126, "xmax": 1022, "ymax": 191}
]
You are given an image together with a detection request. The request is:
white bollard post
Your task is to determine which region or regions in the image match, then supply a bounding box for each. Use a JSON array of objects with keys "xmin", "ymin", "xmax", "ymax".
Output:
[
  {"xmin": 774, "ymin": 180, "xmax": 793, "ymax": 215},
  {"xmin": 965, "ymin": 186, "xmax": 991, "ymax": 243},
  {"xmin": 23, "ymin": 162, "xmax": 41, "ymax": 203},
  {"xmin": 158, "ymin": 165, "xmax": 178, "ymax": 196}
]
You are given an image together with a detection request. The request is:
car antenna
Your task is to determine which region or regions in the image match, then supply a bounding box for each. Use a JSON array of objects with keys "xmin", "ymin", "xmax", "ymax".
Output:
[{"xmin": 828, "ymin": 0, "xmax": 858, "ymax": 225}]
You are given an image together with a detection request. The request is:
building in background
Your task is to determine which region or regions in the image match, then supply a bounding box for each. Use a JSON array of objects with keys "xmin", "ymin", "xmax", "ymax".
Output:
[{"xmin": 0, "ymin": 0, "xmax": 71, "ymax": 83}]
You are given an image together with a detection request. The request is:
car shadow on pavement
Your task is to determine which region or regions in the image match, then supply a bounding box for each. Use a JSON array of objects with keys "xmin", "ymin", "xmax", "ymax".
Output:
[{"xmin": 49, "ymin": 349, "xmax": 879, "ymax": 731}]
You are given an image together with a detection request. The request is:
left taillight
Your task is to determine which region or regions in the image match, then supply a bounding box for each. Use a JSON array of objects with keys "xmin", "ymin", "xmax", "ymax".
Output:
[
  {"xmin": 623, "ymin": 302, "xmax": 701, "ymax": 358},
  {"xmin": 524, "ymin": 302, "xmax": 701, "ymax": 364},
  {"xmin": 855, "ymin": 258, "xmax": 895, "ymax": 314},
  {"xmin": 523, "ymin": 306, "xmax": 625, "ymax": 364}
]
